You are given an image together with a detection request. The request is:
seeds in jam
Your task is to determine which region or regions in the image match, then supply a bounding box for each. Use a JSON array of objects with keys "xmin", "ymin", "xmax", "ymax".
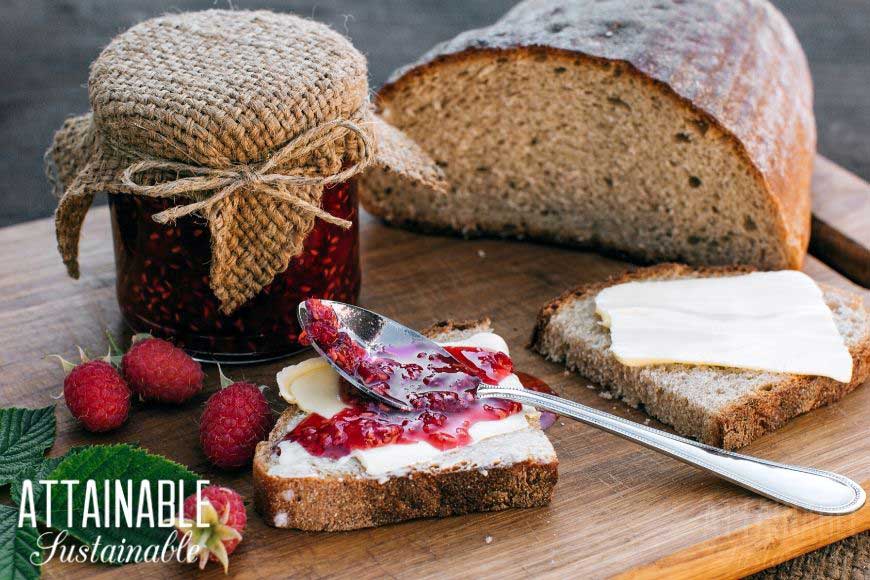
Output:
[
  {"xmin": 285, "ymin": 299, "xmax": 523, "ymax": 458},
  {"xmin": 109, "ymin": 179, "xmax": 360, "ymax": 361}
]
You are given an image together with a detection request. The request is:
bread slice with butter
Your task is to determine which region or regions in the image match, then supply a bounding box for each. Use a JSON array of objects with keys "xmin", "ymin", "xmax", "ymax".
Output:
[
  {"xmin": 254, "ymin": 319, "xmax": 558, "ymax": 531},
  {"xmin": 532, "ymin": 264, "xmax": 870, "ymax": 450}
]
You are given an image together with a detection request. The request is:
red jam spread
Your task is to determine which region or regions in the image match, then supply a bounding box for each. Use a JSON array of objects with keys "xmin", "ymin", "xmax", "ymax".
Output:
[
  {"xmin": 109, "ymin": 180, "xmax": 359, "ymax": 362},
  {"xmin": 284, "ymin": 299, "xmax": 523, "ymax": 458},
  {"xmin": 514, "ymin": 372, "xmax": 558, "ymax": 430}
]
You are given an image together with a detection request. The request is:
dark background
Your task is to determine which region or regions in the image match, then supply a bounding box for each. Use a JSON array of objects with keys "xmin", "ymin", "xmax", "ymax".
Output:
[{"xmin": 1, "ymin": 0, "xmax": 869, "ymax": 227}]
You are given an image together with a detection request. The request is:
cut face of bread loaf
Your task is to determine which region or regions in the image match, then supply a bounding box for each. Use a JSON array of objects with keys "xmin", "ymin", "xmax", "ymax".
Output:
[
  {"xmin": 361, "ymin": 0, "xmax": 814, "ymax": 270},
  {"xmin": 254, "ymin": 319, "xmax": 558, "ymax": 531},
  {"xmin": 532, "ymin": 264, "xmax": 870, "ymax": 450}
]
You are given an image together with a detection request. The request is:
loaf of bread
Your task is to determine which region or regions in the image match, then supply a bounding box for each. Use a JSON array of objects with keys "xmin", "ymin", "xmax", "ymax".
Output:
[
  {"xmin": 361, "ymin": 0, "xmax": 815, "ymax": 270},
  {"xmin": 254, "ymin": 319, "xmax": 558, "ymax": 531},
  {"xmin": 531, "ymin": 264, "xmax": 870, "ymax": 450}
]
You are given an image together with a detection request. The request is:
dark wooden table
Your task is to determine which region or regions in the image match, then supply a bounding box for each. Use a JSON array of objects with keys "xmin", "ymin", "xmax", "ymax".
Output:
[
  {"xmin": 1, "ymin": 0, "xmax": 870, "ymax": 228},
  {"xmin": 0, "ymin": 157, "xmax": 867, "ymax": 579},
  {"xmin": 1, "ymin": 1, "xmax": 869, "ymax": 577}
]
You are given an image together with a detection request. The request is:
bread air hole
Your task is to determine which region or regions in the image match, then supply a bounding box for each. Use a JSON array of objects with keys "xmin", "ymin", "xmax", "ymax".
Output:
[
  {"xmin": 744, "ymin": 215, "xmax": 758, "ymax": 231},
  {"xmin": 607, "ymin": 95, "xmax": 631, "ymax": 110},
  {"xmin": 377, "ymin": 52, "xmax": 788, "ymax": 269}
]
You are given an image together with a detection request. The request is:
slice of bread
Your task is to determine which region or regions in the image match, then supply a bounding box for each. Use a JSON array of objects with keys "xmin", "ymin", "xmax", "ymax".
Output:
[
  {"xmin": 361, "ymin": 0, "xmax": 814, "ymax": 271},
  {"xmin": 532, "ymin": 264, "xmax": 870, "ymax": 450},
  {"xmin": 254, "ymin": 319, "xmax": 558, "ymax": 531}
]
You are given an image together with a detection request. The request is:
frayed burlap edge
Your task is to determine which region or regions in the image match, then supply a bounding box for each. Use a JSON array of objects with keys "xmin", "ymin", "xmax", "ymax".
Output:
[{"xmin": 47, "ymin": 111, "xmax": 446, "ymax": 313}]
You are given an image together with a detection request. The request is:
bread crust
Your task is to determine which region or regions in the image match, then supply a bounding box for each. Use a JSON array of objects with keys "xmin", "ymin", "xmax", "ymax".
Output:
[
  {"xmin": 254, "ymin": 318, "xmax": 558, "ymax": 531},
  {"xmin": 363, "ymin": 211, "xmax": 722, "ymax": 270},
  {"xmin": 375, "ymin": 0, "xmax": 814, "ymax": 269},
  {"xmin": 531, "ymin": 264, "xmax": 870, "ymax": 449},
  {"xmin": 253, "ymin": 422, "xmax": 558, "ymax": 531},
  {"xmin": 712, "ymin": 284, "xmax": 870, "ymax": 448},
  {"xmin": 422, "ymin": 317, "xmax": 492, "ymax": 337}
]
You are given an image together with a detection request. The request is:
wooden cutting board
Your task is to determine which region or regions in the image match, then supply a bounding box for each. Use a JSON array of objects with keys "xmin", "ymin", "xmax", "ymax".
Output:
[{"xmin": 1, "ymin": 156, "xmax": 867, "ymax": 580}]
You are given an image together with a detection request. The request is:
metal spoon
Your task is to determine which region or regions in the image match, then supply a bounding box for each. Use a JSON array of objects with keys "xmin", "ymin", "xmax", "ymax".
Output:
[{"xmin": 297, "ymin": 300, "xmax": 866, "ymax": 515}]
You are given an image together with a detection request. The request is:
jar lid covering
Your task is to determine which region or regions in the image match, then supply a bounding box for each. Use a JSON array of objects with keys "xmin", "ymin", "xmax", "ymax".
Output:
[
  {"xmin": 47, "ymin": 10, "xmax": 444, "ymax": 313},
  {"xmin": 89, "ymin": 10, "xmax": 368, "ymax": 166}
]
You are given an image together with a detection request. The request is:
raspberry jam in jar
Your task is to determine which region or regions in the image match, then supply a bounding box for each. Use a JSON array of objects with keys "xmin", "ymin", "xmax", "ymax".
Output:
[{"xmin": 108, "ymin": 180, "xmax": 360, "ymax": 362}]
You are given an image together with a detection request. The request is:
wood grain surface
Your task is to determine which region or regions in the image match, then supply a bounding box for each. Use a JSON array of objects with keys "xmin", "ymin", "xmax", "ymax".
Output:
[
  {"xmin": 810, "ymin": 156, "xmax": 870, "ymax": 287},
  {"xmin": 0, "ymin": 156, "xmax": 867, "ymax": 579}
]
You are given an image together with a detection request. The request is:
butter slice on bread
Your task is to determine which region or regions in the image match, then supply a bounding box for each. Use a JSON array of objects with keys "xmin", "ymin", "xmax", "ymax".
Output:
[
  {"xmin": 254, "ymin": 319, "xmax": 558, "ymax": 531},
  {"xmin": 532, "ymin": 264, "xmax": 870, "ymax": 450}
]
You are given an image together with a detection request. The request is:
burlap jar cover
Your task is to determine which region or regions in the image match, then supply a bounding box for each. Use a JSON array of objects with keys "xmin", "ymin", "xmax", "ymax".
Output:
[{"xmin": 46, "ymin": 10, "xmax": 444, "ymax": 314}]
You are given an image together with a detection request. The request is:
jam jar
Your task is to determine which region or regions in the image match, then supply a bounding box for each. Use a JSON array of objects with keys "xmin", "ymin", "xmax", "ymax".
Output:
[{"xmin": 108, "ymin": 179, "xmax": 360, "ymax": 362}]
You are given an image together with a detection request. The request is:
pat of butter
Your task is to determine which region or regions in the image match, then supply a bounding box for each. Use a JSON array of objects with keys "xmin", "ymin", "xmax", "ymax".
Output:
[
  {"xmin": 594, "ymin": 271, "xmax": 853, "ymax": 383},
  {"xmin": 352, "ymin": 442, "xmax": 442, "ymax": 475},
  {"xmin": 277, "ymin": 357, "xmax": 347, "ymax": 418},
  {"xmin": 441, "ymin": 332, "xmax": 510, "ymax": 355},
  {"xmin": 275, "ymin": 332, "xmax": 532, "ymax": 477}
]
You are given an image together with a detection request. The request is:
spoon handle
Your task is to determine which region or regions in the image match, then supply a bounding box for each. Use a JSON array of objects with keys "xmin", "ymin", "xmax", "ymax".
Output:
[{"xmin": 478, "ymin": 386, "xmax": 865, "ymax": 515}]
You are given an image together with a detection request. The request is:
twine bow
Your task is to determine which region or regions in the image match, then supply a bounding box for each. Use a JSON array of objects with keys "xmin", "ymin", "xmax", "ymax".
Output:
[{"xmin": 120, "ymin": 118, "xmax": 373, "ymax": 226}]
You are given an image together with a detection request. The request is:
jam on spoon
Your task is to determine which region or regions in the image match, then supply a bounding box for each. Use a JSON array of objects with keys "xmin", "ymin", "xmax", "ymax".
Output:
[{"xmin": 284, "ymin": 299, "xmax": 524, "ymax": 458}]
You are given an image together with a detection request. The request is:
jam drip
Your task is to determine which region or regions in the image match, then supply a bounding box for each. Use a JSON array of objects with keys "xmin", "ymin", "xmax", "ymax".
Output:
[
  {"xmin": 286, "ymin": 299, "xmax": 523, "ymax": 458},
  {"xmin": 514, "ymin": 372, "xmax": 558, "ymax": 430}
]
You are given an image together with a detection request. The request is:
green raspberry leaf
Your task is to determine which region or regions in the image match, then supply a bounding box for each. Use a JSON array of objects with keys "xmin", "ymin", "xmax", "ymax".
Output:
[
  {"xmin": 10, "ymin": 449, "xmax": 88, "ymax": 507},
  {"xmin": 0, "ymin": 504, "xmax": 42, "ymax": 580},
  {"xmin": 37, "ymin": 444, "xmax": 201, "ymax": 565},
  {"xmin": 0, "ymin": 407, "xmax": 55, "ymax": 485}
]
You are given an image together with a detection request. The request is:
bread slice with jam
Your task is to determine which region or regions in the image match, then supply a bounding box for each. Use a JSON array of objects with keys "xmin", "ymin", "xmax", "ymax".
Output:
[
  {"xmin": 532, "ymin": 264, "xmax": 870, "ymax": 450},
  {"xmin": 254, "ymin": 319, "xmax": 558, "ymax": 531}
]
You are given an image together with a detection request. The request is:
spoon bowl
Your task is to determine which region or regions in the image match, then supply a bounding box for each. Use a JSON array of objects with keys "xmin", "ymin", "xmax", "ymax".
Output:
[{"xmin": 297, "ymin": 299, "xmax": 460, "ymax": 411}]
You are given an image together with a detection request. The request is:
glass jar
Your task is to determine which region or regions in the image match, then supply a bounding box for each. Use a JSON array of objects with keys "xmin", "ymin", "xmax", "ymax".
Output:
[{"xmin": 108, "ymin": 179, "xmax": 360, "ymax": 362}]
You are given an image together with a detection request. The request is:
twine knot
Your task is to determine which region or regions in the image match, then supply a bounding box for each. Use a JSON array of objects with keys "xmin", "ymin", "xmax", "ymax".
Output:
[
  {"xmin": 120, "ymin": 117, "xmax": 373, "ymax": 227},
  {"xmin": 240, "ymin": 166, "xmax": 264, "ymax": 187}
]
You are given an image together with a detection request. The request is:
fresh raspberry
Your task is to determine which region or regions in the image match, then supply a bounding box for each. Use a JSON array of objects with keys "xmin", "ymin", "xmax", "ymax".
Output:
[
  {"xmin": 176, "ymin": 485, "xmax": 246, "ymax": 572},
  {"xmin": 200, "ymin": 382, "xmax": 273, "ymax": 469},
  {"xmin": 122, "ymin": 337, "xmax": 204, "ymax": 403},
  {"xmin": 58, "ymin": 358, "xmax": 131, "ymax": 433}
]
